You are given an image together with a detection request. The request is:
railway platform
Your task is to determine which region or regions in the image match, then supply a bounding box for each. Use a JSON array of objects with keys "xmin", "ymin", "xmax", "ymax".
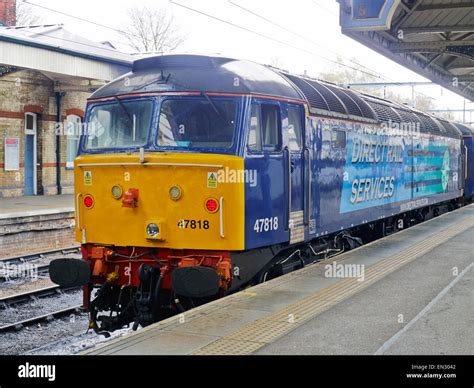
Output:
[
  {"xmin": 85, "ymin": 204, "xmax": 474, "ymax": 356},
  {"xmin": 0, "ymin": 195, "xmax": 76, "ymax": 259},
  {"xmin": 0, "ymin": 194, "xmax": 74, "ymax": 219}
]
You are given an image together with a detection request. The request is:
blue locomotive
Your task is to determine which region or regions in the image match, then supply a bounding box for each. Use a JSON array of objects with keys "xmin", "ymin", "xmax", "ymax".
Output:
[{"xmin": 50, "ymin": 55, "xmax": 474, "ymax": 332}]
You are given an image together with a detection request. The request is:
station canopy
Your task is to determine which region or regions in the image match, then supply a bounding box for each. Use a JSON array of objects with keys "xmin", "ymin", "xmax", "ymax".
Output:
[
  {"xmin": 338, "ymin": 0, "xmax": 474, "ymax": 101},
  {"xmin": 0, "ymin": 24, "xmax": 132, "ymax": 83}
]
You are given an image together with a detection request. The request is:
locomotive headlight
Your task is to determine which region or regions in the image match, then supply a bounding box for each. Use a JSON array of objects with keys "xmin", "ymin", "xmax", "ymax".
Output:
[
  {"xmin": 169, "ymin": 185, "xmax": 182, "ymax": 201},
  {"xmin": 146, "ymin": 223, "xmax": 160, "ymax": 238},
  {"xmin": 111, "ymin": 185, "xmax": 123, "ymax": 200}
]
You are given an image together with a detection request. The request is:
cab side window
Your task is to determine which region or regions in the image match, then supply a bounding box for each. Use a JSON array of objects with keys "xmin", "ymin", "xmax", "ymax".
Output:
[
  {"xmin": 248, "ymin": 103, "xmax": 281, "ymax": 152},
  {"xmin": 288, "ymin": 106, "xmax": 303, "ymax": 152},
  {"xmin": 248, "ymin": 104, "xmax": 262, "ymax": 152}
]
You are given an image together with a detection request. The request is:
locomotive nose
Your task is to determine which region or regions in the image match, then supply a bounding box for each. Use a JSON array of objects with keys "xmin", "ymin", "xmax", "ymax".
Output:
[{"xmin": 49, "ymin": 259, "xmax": 91, "ymax": 288}]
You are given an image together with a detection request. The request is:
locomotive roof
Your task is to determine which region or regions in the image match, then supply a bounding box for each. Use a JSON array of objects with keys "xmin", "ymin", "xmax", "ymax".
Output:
[
  {"xmin": 90, "ymin": 54, "xmax": 464, "ymax": 138},
  {"xmin": 453, "ymin": 122, "xmax": 474, "ymax": 137},
  {"xmin": 90, "ymin": 54, "xmax": 303, "ymax": 102}
]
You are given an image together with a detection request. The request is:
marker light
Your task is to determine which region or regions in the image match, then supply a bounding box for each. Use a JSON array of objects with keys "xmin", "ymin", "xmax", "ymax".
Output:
[
  {"xmin": 205, "ymin": 198, "xmax": 219, "ymax": 213},
  {"xmin": 84, "ymin": 195, "xmax": 94, "ymax": 209},
  {"xmin": 111, "ymin": 185, "xmax": 123, "ymax": 199},
  {"xmin": 146, "ymin": 223, "xmax": 159, "ymax": 238},
  {"xmin": 169, "ymin": 185, "xmax": 182, "ymax": 201}
]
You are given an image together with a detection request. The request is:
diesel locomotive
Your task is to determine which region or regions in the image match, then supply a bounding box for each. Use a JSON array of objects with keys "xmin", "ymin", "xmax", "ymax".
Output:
[{"xmin": 50, "ymin": 55, "xmax": 474, "ymax": 334}]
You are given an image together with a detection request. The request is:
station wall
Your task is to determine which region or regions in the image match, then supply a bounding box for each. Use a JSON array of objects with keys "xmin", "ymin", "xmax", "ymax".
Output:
[{"xmin": 0, "ymin": 69, "xmax": 97, "ymax": 198}]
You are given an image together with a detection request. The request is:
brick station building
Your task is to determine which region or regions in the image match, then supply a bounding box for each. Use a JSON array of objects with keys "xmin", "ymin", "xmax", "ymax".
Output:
[{"xmin": 0, "ymin": 0, "xmax": 132, "ymax": 197}]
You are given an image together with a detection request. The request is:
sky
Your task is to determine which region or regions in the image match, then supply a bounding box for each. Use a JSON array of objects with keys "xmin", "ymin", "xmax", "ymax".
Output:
[{"xmin": 23, "ymin": 0, "xmax": 473, "ymax": 123}]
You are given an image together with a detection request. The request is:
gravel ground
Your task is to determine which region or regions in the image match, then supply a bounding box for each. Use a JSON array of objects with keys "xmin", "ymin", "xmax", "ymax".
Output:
[
  {"xmin": 0, "ymin": 289, "xmax": 136, "ymax": 355},
  {"xmin": 0, "ymin": 289, "xmax": 82, "ymax": 325},
  {"xmin": 0, "ymin": 313, "xmax": 90, "ymax": 355},
  {"xmin": 0, "ymin": 250, "xmax": 136, "ymax": 355},
  {"xmin": 0, "ymin": 276, "xmax": 56, "ymax": 299},
  {"xmin": 27, "ymin": 324, "xmax": 135, "ymax": 355}
]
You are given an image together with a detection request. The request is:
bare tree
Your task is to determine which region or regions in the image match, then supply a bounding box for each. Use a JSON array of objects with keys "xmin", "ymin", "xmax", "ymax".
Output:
[
  {"xmin": 319, "ymin": 57, "xmax": 383, "ymax": 97},
  {"xmin": 123, "ymin": 6, "xmax": 185, "ymax": 54},
  {"xmin": 16, "ymin": 1, "xmax": 42, "ymax": 26},
  {"xmin": 268, "ymin": 57, "xmax": 287, "ymax": 70}
]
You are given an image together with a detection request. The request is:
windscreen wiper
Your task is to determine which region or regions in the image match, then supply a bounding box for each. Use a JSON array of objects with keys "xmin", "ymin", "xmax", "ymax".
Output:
[
  {"xmin": 114, "ymin": 97, "xmax": 134, "ymax": 126},
  {"xmin": 201, "ymin": 93, "xmax": 226, "ymax": 125}
]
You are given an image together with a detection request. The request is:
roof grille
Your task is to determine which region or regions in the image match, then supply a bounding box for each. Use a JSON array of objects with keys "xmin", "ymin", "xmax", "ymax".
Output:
[
  {"xmin": 304, "ymin": 79, "xmax": 348, "ymax": 115},
  {"xmin": 279, "ymin": 73, "xmax": 378, "ymax": 120},
  {"xmin": 281, "ymin": 73, "xmax": 329, "ymax": 111},
  {"xmin": 326, "ymin": 86, "xmax": 363, "ymax": 117},
  {"xmin": 453, "ymin": 122, "xmax": 473, "ymax": 136},
  {"xmin": 393, "ymin": 108, "xmax": 421, "ymax": 128},
  {"xmin": 365, "ymin": 101, "xmax": 401, "ymax": 123},
  {"xmin": 437, "ymin": 119, "xmax": 460, "ymax": 135},
  {"xmin": 338, "ymin": 88, "xmax": 377, "ymax": 120},
  {"xmin": 416, "ymin": 114, "xmax": 441, "ymax": 132}
]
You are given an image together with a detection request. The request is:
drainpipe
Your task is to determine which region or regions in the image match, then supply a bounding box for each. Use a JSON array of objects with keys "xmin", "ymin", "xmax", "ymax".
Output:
[{"xmin": 55, "ymin": 91, "xmax": 66, "ymax": 195}]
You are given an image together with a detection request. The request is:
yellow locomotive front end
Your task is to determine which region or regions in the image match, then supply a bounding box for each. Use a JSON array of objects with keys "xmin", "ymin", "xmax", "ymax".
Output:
[{"xmin": 74, "ymin": 152, "xmax": 245, "ymax": 251}]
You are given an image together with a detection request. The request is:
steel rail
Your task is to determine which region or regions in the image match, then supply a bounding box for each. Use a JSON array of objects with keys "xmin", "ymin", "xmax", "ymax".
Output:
[{"xmin": 0, "ymin": 304, "xmax": 83, "ymax": 333}]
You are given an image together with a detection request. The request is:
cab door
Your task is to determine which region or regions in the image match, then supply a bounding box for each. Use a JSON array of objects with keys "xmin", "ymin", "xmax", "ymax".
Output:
[
  {"xmin": 285, "ymin": 104, "xmax": 306, "ymax": 244},
  {"xmin": 244, "ymin": 99, "xmax": 287, "ymax": 249}
]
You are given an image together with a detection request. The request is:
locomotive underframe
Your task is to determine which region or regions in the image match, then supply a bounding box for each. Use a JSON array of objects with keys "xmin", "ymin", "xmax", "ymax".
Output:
[{"xmin": 84, "ymin": 198, "xmax": 461, "ymax": 335}]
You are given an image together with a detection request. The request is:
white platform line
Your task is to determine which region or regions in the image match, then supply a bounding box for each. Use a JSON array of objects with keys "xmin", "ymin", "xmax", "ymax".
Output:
[{"xmin": 375, "ymin": 262, "xmax": 474, "ymax": 355}]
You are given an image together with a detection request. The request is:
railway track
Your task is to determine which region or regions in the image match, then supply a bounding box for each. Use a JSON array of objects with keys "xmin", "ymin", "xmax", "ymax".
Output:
[
  {"xmin": 0, "ymin": 246, "xmax": 81, "ymax": 282},
  {"xmin": 0, "ymin": 284, "xmax": 81, "ymax": 307},
  {"xmin": 0, "ymin": 304, "xmax": 83, "ymax": 333},
  {"xmin": 0, "ymin": 246, "xmax": 84, "ymax": 333},
  {"xmin": 0, "ymin": 246, "xmax": 80, "ymax": 266},
  {"xmin": 0, "ymin": 284, "xmax": 83, "ymax": 333}
]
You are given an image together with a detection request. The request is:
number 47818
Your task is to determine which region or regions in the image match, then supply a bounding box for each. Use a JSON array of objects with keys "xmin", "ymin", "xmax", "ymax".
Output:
[{"xmin": 254, "ymin": 217, "xmax": 278, "ymax": 233}]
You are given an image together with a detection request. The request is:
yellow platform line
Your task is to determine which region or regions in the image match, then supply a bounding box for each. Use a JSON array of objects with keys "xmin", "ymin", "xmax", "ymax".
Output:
[{"xmin": 193, "ymin": 215, "xmax": 474, "ymax": 355}]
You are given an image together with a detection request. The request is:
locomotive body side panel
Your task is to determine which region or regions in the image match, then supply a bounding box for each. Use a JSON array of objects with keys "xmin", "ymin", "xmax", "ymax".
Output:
[{"xmin": 308, "ymin": 116, "xmax": 464, "ymax": 238}]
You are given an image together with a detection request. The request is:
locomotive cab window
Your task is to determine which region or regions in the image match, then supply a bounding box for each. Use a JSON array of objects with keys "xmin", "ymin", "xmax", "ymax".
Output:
[
  {"xmin": 84, "ymin": 100, "xmax": 153, "ymax": 149},
  {"xmin": 247, "ymin": 103, "xmax": 282, "ymax": 153},
  {"xmin": 331, "ymin": 129, "xmax": 346, "ymax": 149},
  {"xmin": 157, "ymin": 96, "xmax": 237, "ymax": 149}
]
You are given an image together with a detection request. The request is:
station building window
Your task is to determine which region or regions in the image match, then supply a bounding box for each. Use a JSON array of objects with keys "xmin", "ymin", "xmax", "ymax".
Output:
[{"xmin": 66, "ymin": 115, "xmax": 81, "ymax": 169}]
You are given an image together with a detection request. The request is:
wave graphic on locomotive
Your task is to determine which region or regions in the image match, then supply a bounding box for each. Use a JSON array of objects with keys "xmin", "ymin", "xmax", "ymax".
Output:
[{"xmin": 49, "ymin": 55, "xmax": 474, "ymax": 335}]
